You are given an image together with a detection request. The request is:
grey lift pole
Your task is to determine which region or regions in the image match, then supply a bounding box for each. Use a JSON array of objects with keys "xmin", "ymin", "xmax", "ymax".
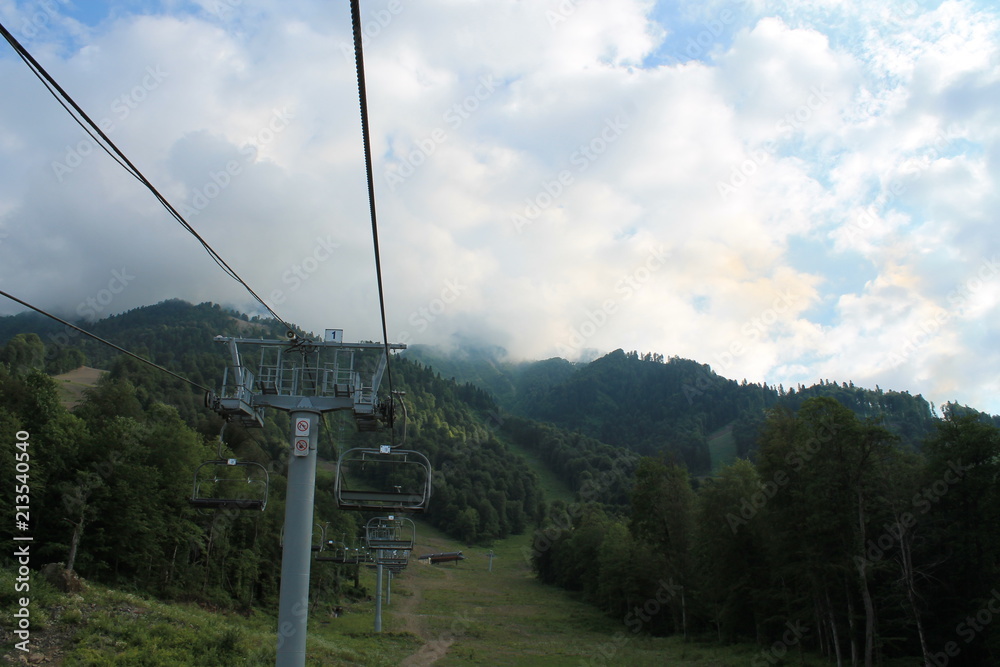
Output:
[
  {"xmin": 374, "ymin": 554, "xmax": 384, "ymax": 633},
  {"xmin": 207, "ymin": 333, "xmax": 405, "ymax": 667},
  {"xmin": 276, "ymin": 410, "xmax": 319, "ymax": 664}
]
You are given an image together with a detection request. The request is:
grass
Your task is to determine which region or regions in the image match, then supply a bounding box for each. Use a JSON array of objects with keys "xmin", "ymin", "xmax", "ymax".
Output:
[
  {"xmin": 0, "ymin": 566, "xmax": 419, "ymax": 666},
  {"xmin": 2, "ymin": 525, "xmax": 844, "ymax": 666},
  {"xmin": 51, "ymin": 366, "xmax": 105, "ymax": 409},
  {"xmin": 495, "ymin": 429, "xmax": 575, "ymax": 504},
  {"xmin": 0, "ymin": 451, "xmax": 839, "ymax": 667},
  {"xmin": 379, "ymin": 521, "xmax": 835, "ymax": 666},
  {"xmin": 707, "ymin": 423, "xmax": 738, "ymax": 474}
]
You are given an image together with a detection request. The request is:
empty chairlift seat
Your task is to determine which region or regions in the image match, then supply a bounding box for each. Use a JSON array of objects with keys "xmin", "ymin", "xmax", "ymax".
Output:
[
  {"xmin": 365, "ymin": 516, "xmax": 416, "ymax": 552},
  {"xmin": 190, "ymin": 458, "xmax": 269, "ymax": 511},
  {"xmin": 334, "ymin": 446, "xmax": 432, "ymax": 513},
  {"xmin": 315, "ymin": 541, "xmax": 363, "ymax": 564}
]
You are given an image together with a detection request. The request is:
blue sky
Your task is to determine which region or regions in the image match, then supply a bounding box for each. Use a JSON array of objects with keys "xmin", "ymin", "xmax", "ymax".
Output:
[{"xmin": 0, "ymin": 0, "xmax": 998, "ymax": 414}]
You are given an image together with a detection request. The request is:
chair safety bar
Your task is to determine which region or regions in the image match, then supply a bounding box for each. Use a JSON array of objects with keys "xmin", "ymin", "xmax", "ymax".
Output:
[
  {"xmin": 334, "ymin": 447, "xmax": 432, "ymax": 513},
  {"xmin": 190, "ymin": 459, "xmax": 269, "ymax": 512}
]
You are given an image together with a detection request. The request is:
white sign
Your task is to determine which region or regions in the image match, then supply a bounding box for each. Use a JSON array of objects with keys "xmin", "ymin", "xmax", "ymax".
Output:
[
  {"xmin": 295, "ymin": 418, "xmax": 311, "ymax": 436},
  {"xmin": 324, "ymin": 328, "xmax": 343, "ymax": 343},
  {"xmin": 294, "ymin": 438, "xmax": 309, "ymax": 456}
]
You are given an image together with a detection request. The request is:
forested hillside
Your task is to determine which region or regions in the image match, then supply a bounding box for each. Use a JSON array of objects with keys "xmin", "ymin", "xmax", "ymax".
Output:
[
  {"xmin": 528, "ymin": 398, "xmax": 1000, "ymax": 665},
  {"xmin": 406, "ymin": 343, "xmax": 1000, "ymax": 665},
  {"xmin": 0, "ymin": 300, "xmax": 541, "ymax": 613},
  {"xmin": 409, "ymin": 345, "xmax": 944, "ymax": 474},
  {"xmin": 2, "ymin": 300, "xmax": 999, "ymax": 666}
]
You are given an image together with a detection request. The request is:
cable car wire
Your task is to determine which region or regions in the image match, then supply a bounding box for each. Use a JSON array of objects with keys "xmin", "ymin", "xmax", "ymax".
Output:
[
  {"xmin": 0, "ymin": 20, "xmax": 295, "ymax": 334},
  {"xmin": 349, "ymin": 0, "xmax": 397, "ymax": 433},
  {"xmin": 0, "ymin": 288, "xmax": 214, "ymax": 394}
]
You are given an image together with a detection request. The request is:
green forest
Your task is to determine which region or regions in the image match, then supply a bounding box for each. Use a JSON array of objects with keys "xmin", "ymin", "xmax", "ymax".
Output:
[{"xmin": 1, "ymin": 300, "xmax": 998, "ymax": 665}]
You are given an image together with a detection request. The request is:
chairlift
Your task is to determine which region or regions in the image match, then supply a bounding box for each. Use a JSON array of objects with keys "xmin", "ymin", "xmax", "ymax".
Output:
[
  {"xmin": 189, "ymin": 422, "xmax": 269, "ymax": 511},
  {"xmin": 334, "ymin": 446, "xmax": 431, "ymax": 513},
  {"xmin": 377, "ymin": 548, "xmax": 409, "ymax": 574},
  {"xmin": 315, "ymin": 540, "xmax": 363, "ymax": 564},
  {"xmin": 364, "ymin": 516, "xmax": 416, "ymax": 551},
  {"xmin": 190, "ymin": 458, "xmax": 269, "ymax": 511},
  {"xmin": 279, "ymin": 522, "xmax": 326, "ymax": 551}
]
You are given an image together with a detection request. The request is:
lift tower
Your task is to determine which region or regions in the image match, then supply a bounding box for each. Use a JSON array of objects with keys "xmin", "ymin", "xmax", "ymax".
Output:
[{"xmin": 207, "ymin": 331, "xmax": 405, "ymax": 667}]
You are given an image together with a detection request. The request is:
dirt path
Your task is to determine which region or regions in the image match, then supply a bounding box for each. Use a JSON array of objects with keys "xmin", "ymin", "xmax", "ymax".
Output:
[
  {"xmin": 394, "ymin": 535, "xmax": 459, "ymax": 666},
  {"xmin": 399, "ymin": 634, "xmax": 453, "ymax": 667}
]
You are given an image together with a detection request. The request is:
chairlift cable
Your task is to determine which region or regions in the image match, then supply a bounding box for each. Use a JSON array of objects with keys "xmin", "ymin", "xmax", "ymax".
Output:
[
  {"xmin": 0, "ymin": 21, "xmax": 295, "ymax": 333},
  {"xmin": 0, "ymin": 288, "xmax": 214, "ymax": 394},
  {"xmin": 2, "ymin": 40, "xmax": 141, "ymax": 184},
  {"xmin": 349, "ymin": 0, "xmax": 397, "ymax": 436}
]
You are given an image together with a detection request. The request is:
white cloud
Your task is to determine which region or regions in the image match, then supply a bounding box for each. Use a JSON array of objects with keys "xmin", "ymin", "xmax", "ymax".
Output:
[{"xmin": 0, "ymin": 0, "xmax": 998, "ymax": 414}]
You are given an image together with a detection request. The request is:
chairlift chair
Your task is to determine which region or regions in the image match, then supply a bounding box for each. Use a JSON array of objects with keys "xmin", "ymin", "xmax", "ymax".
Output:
[
  {"xmin": 190, "ymin": 458, "xmax": 269, "ymax": 511},
  {"xmin": 364, "ymin": 516, "xmax": 416, "ymax": 552},
  {"xmin": 315, "ymin": 541, "xmax": 361, "ymax": 564},
  {"xmin": 376, "ymin": 548, "xmax": 409, "ymax": 568},
  {"xmin": 279, "ymin": 522, "xmax": 326, "ymax": 551},
  {"xmin": 334, "ymin": 446, "xmax": 432, "ymax": 513},
  {"xmin": 190, "ymin": 422, "xmax": 269, "ymax": 511}
]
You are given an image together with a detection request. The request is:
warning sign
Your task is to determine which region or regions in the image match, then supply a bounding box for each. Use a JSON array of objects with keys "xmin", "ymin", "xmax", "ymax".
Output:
[
  {"xmin": 294, "ymin": 438, "xmax": 309, "ymax": 457},
  {"xmin": 295, "ymin": 418, "xmax": 311, "ymax": 435}
]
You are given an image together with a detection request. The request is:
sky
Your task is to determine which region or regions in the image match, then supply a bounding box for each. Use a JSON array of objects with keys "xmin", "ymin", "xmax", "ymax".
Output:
[{"xmin": 0, "ymin": 0, "xmax": 998, "ymax": 414}]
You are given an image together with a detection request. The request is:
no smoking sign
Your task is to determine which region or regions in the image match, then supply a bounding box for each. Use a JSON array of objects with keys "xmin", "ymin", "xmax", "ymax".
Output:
[{"xmin": 293, "ymin": 418, "xmax": 311, "ymax": 457}]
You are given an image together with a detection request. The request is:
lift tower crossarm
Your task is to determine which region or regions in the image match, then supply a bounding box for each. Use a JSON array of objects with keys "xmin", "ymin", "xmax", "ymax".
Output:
[{"xmin": 213, "ymin": 336, "xmax": 405, "ymax": 350}]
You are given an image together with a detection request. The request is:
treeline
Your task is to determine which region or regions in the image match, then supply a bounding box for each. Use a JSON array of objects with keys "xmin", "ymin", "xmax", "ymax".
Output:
[
  {"xmin": 530, "ymin": 397, "xmax": 1000, "ymax": 665},
  {"xmin": 0, "ymin": 363, "xmax": 310, "ymax": 609},
  {"xmin": 413, "ymin": 347, "xmax": 944, "ymax": 473},
  {"xmin": 525, "ymin": 350, "xmax": 943, "ymax": 471}
]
